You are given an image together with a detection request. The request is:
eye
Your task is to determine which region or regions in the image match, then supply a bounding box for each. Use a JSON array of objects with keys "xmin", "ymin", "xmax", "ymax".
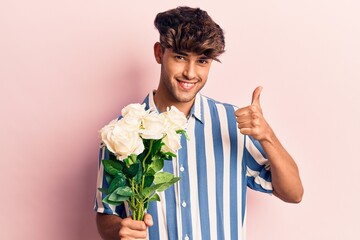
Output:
[
  {"xmin": 175, "ymin": 55, "xmax": 186, "ymax": 61},
  {"xmin": 198, "ymin": 59, "xmax": 209, "ymax": 64}
]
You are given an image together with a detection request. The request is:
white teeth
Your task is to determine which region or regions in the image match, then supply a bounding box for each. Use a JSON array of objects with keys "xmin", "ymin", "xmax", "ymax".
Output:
[{"xmin": 179, "ymin": 81, "xmax": 195, "ymax": 89}]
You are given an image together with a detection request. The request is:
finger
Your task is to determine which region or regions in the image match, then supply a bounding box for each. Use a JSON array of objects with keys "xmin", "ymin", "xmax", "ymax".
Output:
[
  {"xmin": 239, "ymin": 117, "xmax": 262, "ymax": 128},
  {"xmin": 121, "ymin": 217, "xmax": 147, "ymax": 231},
  {"xmin": 235, "ymin": 106, "xmax": 262, "ymax": 121},
  {"xmin": 234, "ymin": 106, "xmax": 252, "ymax": 117},
  {"xmin": 120, "ymin": 228, "xmax": 148, "ymax": 239},
  {"xmin": 236, "ymin": 118, "xmax": 251, "ymax": 125},
  {"xmin": 143, "ymin": 213, "xmax": 153, "ymax": 227},
  {"xmin": 235, "ymin": 111, "xmax": 250, "ymax": 119},
  {"xmin": 237, "ymin": 121, "xmax": 253, "ymax": 128},
  {"xmin": 251, "ymin": 86, "xmax": 263, "ymax": 106},
  {"xmin": 239, "ymin": 127, "xmax": 253, "ymax": 136}
]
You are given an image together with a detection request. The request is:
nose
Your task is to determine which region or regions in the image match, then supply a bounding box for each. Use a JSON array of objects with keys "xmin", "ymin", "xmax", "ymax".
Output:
[{"xmin": 183, "ymin": 62, "xmax": 196, "ymax": 80}]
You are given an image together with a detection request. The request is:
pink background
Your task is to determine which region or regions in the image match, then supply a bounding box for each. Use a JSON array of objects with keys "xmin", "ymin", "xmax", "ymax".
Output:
[{"xmin": 1, "ymin": 0, "xmax": 359, "ymax": 239}]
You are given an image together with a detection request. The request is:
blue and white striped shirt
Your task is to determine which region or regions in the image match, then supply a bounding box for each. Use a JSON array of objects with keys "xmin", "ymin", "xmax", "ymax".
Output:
[{"xmin": 94, "ymin": 91, "xmax": 273, "ymax": 240}]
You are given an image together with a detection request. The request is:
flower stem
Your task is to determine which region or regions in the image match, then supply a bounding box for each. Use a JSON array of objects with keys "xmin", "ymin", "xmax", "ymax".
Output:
[
  {"xmin": 131, "ymin": 140, "xmax": 154, "ymax": 221},
  {"xmin": 131, "ymin": 179, "xmax": 136, "ymax": 220},
  {"xmin": 142, "ymin": 140, "xmax": 153, "ymax": 170}
]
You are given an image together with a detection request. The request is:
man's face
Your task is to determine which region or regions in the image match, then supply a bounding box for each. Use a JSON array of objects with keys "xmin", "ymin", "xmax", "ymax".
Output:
[{"xmin": 156, "ymin": 46, "xmax": 213, "ymax": 105}]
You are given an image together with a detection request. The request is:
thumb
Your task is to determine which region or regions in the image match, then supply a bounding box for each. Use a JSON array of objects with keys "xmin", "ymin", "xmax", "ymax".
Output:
[
  {"xmin": 143, "ymin": 213, "xmax": 153, "ymax": 227},
  {"xmin": 251, "ymin": 86, "xmax": 263, "ymax": 106}
]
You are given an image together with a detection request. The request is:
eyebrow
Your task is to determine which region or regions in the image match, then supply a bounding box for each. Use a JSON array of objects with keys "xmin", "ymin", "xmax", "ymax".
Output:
[
  {"xmin": 173, "ymin": 51, "xmax": 210, "ymax": 59},
  {"xmin": 173, "ymin": 50, "xmax": 189, "ymax": 56}
]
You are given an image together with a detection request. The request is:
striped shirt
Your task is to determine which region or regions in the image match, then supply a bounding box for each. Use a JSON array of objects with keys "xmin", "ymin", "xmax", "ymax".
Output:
[{"xmin": 94, "ymin": 91, "xmax": 273, "ymax": 240}]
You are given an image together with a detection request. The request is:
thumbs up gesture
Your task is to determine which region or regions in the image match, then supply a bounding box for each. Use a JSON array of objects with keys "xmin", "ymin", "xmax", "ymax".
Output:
[{"xmin": 235, "ymin": 86, "xmax": 273, "ymax": 141}]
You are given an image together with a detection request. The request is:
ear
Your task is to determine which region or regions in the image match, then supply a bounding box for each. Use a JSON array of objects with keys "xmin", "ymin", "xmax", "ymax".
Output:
[{"xmin": 154, "ymin": 42, "xmax": 163, "ymax": 64}]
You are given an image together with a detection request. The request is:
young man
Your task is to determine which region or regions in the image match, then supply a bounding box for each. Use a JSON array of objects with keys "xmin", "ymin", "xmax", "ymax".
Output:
[{"xmin": 95, "ymin": 6, "xmax": 303, "ymax": 240}]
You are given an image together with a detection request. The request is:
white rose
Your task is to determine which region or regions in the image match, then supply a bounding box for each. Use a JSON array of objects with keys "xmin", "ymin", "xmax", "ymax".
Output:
[
  {"xmin": 118, "ymin": 115, "xmax": 141, "ymax": 131},
  {"xmin": 139, "ymin": 112, "xmax": 166, "ymax": 140},
  {"xmin": 163, "ymin": 106, "xmax": 187, "ymax": 131},
  {"xmin": 99, "ymin": 118, "xmax": 144, "ymax": 160},
  {"xmin": 99, "ymin": 119, "xmax": 117, "ymax": 151},
  {"xmin": 161, "ymin": 129, "xmax": 182, "ymax": 154},
  {"xmin": 121, "ymin": 103, "xmax": 148, "ymax": 119}
]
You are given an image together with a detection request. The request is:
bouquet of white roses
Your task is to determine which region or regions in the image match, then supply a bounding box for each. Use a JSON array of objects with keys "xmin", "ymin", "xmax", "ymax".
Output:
[{"xmin": 98, "ymin": 103, "xmax": 188, "ymax": 220}]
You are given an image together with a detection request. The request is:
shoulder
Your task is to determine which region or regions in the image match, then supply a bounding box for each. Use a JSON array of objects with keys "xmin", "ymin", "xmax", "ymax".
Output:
[{"xmin": 200, "ymin": 94, "xmax": 238, "ymax": 112}]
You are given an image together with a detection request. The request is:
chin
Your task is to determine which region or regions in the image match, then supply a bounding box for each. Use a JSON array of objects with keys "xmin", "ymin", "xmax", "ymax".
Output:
[{"xmin": 173, "ymin": 93, "xmax": 196, "ymax": 103}]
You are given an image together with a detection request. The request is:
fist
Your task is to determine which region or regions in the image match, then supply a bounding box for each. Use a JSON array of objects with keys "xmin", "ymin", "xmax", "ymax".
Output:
[
  {"xmin": 235, "ymin": 86, "xmax": 272, "ymax": 141},
  {"xmin": 119, "ymin": 213, "xmax": 153, "ymax": 240}
]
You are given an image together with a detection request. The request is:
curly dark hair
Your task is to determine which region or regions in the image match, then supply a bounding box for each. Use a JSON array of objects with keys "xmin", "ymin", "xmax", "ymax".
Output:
[{"xmin": 154, "ymin": 6, "xmax": 225, "ymax": 61}]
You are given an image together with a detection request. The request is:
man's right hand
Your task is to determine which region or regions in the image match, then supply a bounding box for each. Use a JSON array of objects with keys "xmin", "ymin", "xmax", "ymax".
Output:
[
  {"xmin": 119, "ymin": 213, "xmax": 153, "ymax": 240},
  {"xmin": 96, "ymin": 213, "xmax": 153, "ymax": 240}
]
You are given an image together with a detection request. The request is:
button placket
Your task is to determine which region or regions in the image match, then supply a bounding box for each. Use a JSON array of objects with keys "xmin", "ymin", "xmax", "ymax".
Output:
[
  {"xmin": 180, "ymin": 165, "xmax": 185, "ymax": 172},
  {"xmin": 178, "ymin": 135, "xmax": 192, "ymax": 239}
]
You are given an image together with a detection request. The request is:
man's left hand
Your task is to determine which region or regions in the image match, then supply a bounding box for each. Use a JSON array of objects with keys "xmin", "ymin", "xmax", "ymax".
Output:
[{"xmin": 235, "ymin": 86, "xmax": 273, "ymax": 141}]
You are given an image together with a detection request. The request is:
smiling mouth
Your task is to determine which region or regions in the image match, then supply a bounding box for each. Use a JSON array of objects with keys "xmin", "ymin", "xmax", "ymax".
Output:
[{"xmin": 177, "ymin": 79, "xmax": 196, "ymax": 90}]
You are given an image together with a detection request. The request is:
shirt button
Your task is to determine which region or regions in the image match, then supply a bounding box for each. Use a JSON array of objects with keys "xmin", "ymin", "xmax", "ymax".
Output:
[
  {"xmin": 180, "ymin": 166, "xmax": 185, "ymax": 172},
  {"xmin": 184, "ymin": 234, "xmax": 190, "ymax": 240},
  {"xmin": 182, "ymin": 201, "xmax": 187, "ymax": 208}
]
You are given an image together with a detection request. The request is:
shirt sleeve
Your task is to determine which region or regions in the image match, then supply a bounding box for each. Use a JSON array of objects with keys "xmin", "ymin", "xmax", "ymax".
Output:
[
  {"xmin": 93, "ymin": 145, "xmax": 127, "ymax": 217},
  {"xmin": 244, "ymin": 135, "xmax": 273, "ymax": 193}
]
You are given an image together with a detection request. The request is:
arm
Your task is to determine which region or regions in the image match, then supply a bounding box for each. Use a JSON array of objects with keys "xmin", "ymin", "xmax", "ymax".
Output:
[
  {"xmin": 235, "ymin": 86, "xmax": 303, "ymax": 203},
  {"xmin": 258, "ymin": 129, "xmax": 303, "ymax": 203},
  {"xmin": 96, "ymin": 213, "xmax": 121, "ymax": 240},
  {"xmin": 96, "ymin": 213, "xmax": 153, "ymax": 240},
  {"xmin": 95, "ymin": 146, "xmax": 153, "ymax": 239}
]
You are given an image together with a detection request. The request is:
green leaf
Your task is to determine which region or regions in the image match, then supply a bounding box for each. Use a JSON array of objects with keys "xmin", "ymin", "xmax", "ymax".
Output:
[
  {"xmin": 130, "ymin": 193, "xmax": 143, "ymax": 201},
  {"xmin": 154, "ymin": 172, "xmax": 175, "ymax": 184},
  {"xmin": 108, "ymin": 172, "xmax": 127, "ymax": 193},
  {"xmin": 102, "ymin": 159, "xmax": 123, "ymax": 176},
  {"xmin": 123, "ymin": 162, "xmax": 140, "ymax": 178},
  {"xmin": 143, "ymin": 175, "xmax": 154, "ymax": 188},
  {"xmin": 148, "ymin": 156, "xmax": 164, "ymax": 173},
  {"xmin": 142, "ymin": 183, "xmax": 164, "ymax": 198},
  {"xmin": 142, "ymin": 174, "xmax": 180, "ymax": 198},
  {"xmin": 163, "ymin": 152, "xmax": 177, "ymax": 158},
  {"xmin": 151, "ymin": 140, "xmax": 163, "ymax": 155},
  {"xmin": 102, "ymin": 195, "xmax": 124, "ymax": 206},
  {"xmin": 149, "ymin": 193, "xmax": 160, "ymax": 202},
  {"xmin": 143, "ymin": 139, "xmax": 163, "ymax": 165},
  {"xmin": 129, "ymin": 154, "xmax": 137, "ymax": 164},
  {"xmin": 146, "ymin": 168, "xmax": 155, "ymax": 176},
  {"xmin": 115, "ymin": 186, "xmax": 133, "ymax": 197},
  {"xmin": 97, "ymin": 187, "xmax": 109, "ymax": 195},
  {"xmin": 108, "ymin": 191, "xmax": 130, "ymax": 202},
  {"xmin": 134, "ymin": 161, "xmax": 143, "ymax": 184},
  {"xmin": 108, "ymin": 152, "xmax": 117, "ymax": 160},
  {"xmin": 157, "ymin": 177, "xmax": 180, "ymax": 192},
  {"xmin": 124, "ymin": 157, "xmax": 131, "ymax": 166},
  {"xmin": 137, "ymin": 149, "xmax": 147, "ymax": 163},
  {"xmin": 176, "ymin": 129, "xmax": 185, "ymax": 134},
  {"xmin": 176, "ymin": 129, "xmax": 189, "ymax": 140},
  {"xmin": 143, "ymin": 139, "xmax": 151, "ymax": 148},
  {"xmin": 105, "ymin": 174, "xmax": 113, "ymax": 185}
]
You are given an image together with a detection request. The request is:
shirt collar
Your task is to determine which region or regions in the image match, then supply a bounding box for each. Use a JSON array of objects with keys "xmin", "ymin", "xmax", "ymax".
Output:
[{"xmin": 144, "ymin": 90, "xmax": 204, "ymax": 123}]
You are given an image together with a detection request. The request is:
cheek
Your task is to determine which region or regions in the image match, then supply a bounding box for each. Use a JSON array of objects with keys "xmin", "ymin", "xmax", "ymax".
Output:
[
  {"xmin": 161, "ymin": 64, "xmax": 173, "ymax": 79},
  {"xmin": 168, "ymin": 65, "xmax": 184, "ymax": 78},
  {"xmin": 199, "ymin": 68, "xmax": 210, "ymax": 80},
  {"xmin": 163, "ymin": 63, "xmax": 181, "ymax": 76}
]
